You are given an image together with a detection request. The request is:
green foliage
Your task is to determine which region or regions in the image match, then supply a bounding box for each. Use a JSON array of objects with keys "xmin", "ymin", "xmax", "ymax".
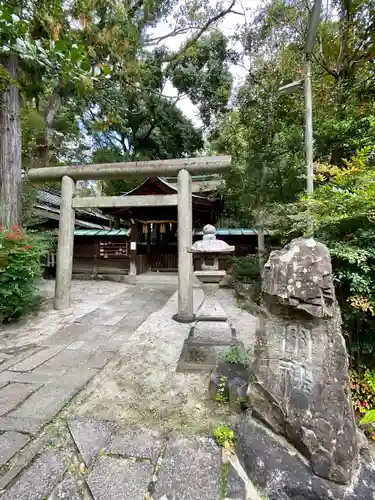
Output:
[
  {"xmin": 211, "ymin": 68, "xmax": 305, "ymax": 228},
  {"xmin": 0, "ymin": 226, "xmax": 52, "ymax": 322},
  {"xmin": 88, "ymin": 91, "xmax": 204, "ymax": 197},
  {"xmin": 211, "ymin": 0, "xmax": 375, "ymax": 237},
  {"xmin": 350, "ymin": 369, "xmax": 375, "ymax": 415},
  {"xmin": 170, "ymin": 30, "xmax": 234, "ymax": 128},
  {"xmin": 359, "ymin": 410, "xmax": 375, "ymax": 426},
  {"xmin": 215, "ymin": 376, "xmax": 229, "ymax": 403},
  {"xmin": 232, "ymin": 255, "xmax": 261, "ymax": 283},
  {"xmin": 1, "ymin": 0, "xmax": 231, "ymax": 174},
  {"xmin": 92, "ymin": 149, "xmax": 144, "ymax": 196},
  {"xmin": 213, "ymin": 424, "xmax": 236, "ymax": 449},
  {"xmin": 236, "ymin": 395, "xmax": 250, "ymax": 411},
  {"xmin": 0, "ymin": 0, "xmax": 237, "ymax": 227},
  {"xmin": 220, "ymin": 345, "xmax": 250, "ymax": 366},
  {"xmin": 269, "ymin": 150, "xmax": 375, "ymax": 365}
]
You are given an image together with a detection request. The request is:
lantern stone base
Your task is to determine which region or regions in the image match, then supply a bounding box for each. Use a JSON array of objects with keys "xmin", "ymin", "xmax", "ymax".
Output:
[
  {"xmin": 176, "ymin": 320, "xmax": 242, "ymax": 372},
  {"xmin": 176, "ymin": 337, "xmax": 243, "ymax": 372},
  {"xmin": 192, "ymin": 321, "xmax": 235, "ymax": 343}
]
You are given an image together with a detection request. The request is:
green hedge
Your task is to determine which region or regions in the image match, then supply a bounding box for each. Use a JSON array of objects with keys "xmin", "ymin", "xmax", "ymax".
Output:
[
  {"xmin": 0, "ymin": 226, "xmax": 52, "ymax": 322},
  {"xmin": 232, "ymin": 254, "xmax": 261, "ymax": 282}
]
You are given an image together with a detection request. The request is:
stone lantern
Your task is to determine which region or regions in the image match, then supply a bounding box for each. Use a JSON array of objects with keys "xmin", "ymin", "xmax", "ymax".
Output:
[
  {"xmin": 177, "ymin": 225, "xmax": 242, "ymax": 371},
  {"xmin": 190, "ymin": 224, "xmax": 234, "ymax": 321}
]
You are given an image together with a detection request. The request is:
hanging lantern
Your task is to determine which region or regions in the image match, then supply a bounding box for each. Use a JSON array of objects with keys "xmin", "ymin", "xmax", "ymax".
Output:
[
  {"xmin": 143, "ymin": 224, "xmax": 148, "ymax": 234},
  {"xmin": 160, "ymin": 223, "xmax": 166, "ymax": 234}
]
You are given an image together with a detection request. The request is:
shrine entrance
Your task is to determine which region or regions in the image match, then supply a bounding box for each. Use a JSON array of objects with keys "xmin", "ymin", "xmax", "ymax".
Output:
[
  {"xmin": 27, "ymin": 156, "xmax": 231, "ymax": 322},
  {"xmin": 104, "ymin": 176, "xmax": 220, "ymax": 276},
  {"xmin": 138, "ymin": 220, "xmax": 178, "ymax": 272}
]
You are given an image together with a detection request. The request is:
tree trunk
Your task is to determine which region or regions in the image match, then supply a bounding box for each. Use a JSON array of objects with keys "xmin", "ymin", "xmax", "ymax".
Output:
[
  {"xmin": 0, "ymin": 54, "xmax": 22, "ymax": 228},
  {"xmin": 36, "ymin": 92, "xmax": 61, "ymax": 168}
]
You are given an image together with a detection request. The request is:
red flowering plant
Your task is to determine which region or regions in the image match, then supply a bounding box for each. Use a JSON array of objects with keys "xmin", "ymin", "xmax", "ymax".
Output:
[
  {"xmin": 350, "ymin": 368, "xmax": 375, "ymax": 417},
  {"xmin": 0, "ymin": 226, "xmax": 52, "ymax": 322},
  {"xmin": 350, "ymin": 369, "xmax": 375, "ymax": 440}
]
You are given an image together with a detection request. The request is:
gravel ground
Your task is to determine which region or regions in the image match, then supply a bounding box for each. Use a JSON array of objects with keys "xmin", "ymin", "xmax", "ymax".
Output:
[{"xmin": 74, "ymin": 287, "xmax": 259, "ymax": 435}]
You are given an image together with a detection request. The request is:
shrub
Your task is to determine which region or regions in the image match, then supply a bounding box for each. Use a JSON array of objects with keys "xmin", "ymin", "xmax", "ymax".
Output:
[
  {"xmin": 213, "ymin": 424, "xmax": 236, "ymax": 449},
  {"xmin": 220, "ymin": 345, "xmax": 251, "ymax": 366},
  {"xmin": 232, "ymin": 254, "xmax": 260, "ymax": 283},
  {"xmin": 359, "ymin": 409, "xmax": 375, "ymax": 426},
  {"xmin": 0, "ymin": 226, "xmax": 52, "ymax": 322}
]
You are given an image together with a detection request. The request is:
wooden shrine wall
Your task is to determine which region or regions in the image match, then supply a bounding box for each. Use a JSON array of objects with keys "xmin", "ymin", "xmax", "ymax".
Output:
[{"xmin": 73, "ymin": 237, "xmax": 130, "ymax": 277}]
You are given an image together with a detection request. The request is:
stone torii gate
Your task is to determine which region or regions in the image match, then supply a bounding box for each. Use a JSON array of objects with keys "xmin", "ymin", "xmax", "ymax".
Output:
[{"xmin": 28, "ymin": 156, "xmax": 231, "ymax": 322}]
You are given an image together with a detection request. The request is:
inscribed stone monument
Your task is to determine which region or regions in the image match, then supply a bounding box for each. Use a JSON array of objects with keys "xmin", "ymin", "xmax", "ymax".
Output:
[{"xmin": 246, "ymin": 238, "xmax": 358, "ymax": 485}]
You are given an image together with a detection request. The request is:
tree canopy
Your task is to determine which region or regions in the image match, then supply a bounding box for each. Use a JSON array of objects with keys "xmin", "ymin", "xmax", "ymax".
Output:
[{"xmin": 0, "ymin": 0, "xmax": 238, "ymax": 224}]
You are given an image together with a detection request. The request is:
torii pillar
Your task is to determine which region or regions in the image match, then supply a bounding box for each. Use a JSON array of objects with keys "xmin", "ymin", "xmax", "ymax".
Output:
[
  {"xmin": 173, "ymin": 169, "xmax": 194, "ymax": 323},
  {"xmin": 55, "ymin": 175, "xmax": 76, "ymax": 310}
]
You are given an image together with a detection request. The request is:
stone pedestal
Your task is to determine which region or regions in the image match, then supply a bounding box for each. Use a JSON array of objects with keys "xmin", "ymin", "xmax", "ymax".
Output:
[{"xmin": 195, "ymin": 279, "xmax": 227, "ymax": 322}]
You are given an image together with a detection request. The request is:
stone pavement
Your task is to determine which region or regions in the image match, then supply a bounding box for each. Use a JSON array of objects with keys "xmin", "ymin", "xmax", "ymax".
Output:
[
  {"xmin": 0, "ymin": 281, "xmax": 253, "ymax": 499},
  {"xmin": 0, "ymin": 418, "xmax": 244, "ymax": 500}
]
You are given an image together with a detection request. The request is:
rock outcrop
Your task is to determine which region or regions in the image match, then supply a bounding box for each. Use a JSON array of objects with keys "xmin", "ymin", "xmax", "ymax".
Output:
[
  {"xmin": 244, "ymin": 238, "xmax": 358, "ymax": 485},
  {"xmin": 236, "ymin": 417, "xmax": 375, "ymax": 500},
  {"xmin": 262, "ymin": 237, "xmax": 335, "ymax": 318}
]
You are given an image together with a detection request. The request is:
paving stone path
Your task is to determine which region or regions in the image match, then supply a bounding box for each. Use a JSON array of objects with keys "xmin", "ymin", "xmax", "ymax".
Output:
[
  {"xmin": 0, "ymin": 283, "xmax": 246, "ymax": 499},
  {"xmin": 1, "ymin": 418, "xmax": 242, "ymax": 500}
]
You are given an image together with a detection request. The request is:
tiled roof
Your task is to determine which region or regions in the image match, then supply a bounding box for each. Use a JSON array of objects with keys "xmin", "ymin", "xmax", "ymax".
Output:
[
  {"xmin": 194, "ymin": 228, "xmax": 268, "ymax": 236},
  {"xmin": 74, "ymin": 229, "xmax": 130, "ymax": 237},
  {"xmin": 123, "ymin": 177, "xmax": 215, "ymax": 199},
  {"xmin": 37, "ymin": 188, "xmax": 110, "ymax": 224},
  {"xmin": 164, "ymin": 178, "xmax": 221, "ymax": 194}
]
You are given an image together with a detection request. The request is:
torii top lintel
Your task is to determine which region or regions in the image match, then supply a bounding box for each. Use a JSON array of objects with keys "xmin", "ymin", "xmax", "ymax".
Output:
[{"xmin": 27, "ymin": 156, "xmax": 232, "ymax": 182}]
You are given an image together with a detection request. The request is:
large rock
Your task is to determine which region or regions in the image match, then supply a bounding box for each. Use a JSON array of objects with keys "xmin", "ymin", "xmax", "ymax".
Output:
[
  {"xmin": 262, "ymin": 237, "xmax": 334, "ymax": 318},
  {"xmin": 236, "ymin": 417, "xmax": 375, "ymax": 500},
  {"xmin": 246, "ymin": 238, "xmax": 358, "ymax": 484}
]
